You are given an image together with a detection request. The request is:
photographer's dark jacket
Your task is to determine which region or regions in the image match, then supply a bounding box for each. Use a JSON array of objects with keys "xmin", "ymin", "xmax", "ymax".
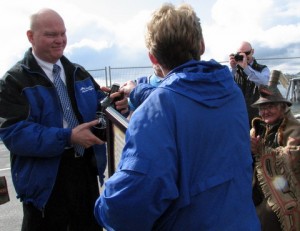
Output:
[
  {"xmin": 0, "ymin": 48, "xmax": 107, "ymax": 210},
  {"xmin": 234, "ymin": 59, "xmax": 268, "ymax": 124}
]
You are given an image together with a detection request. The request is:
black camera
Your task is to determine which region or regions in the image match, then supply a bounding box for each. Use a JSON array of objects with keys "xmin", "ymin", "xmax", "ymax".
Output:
[
  {"xmin": 92, "ymin": 111, "xmax": 107, "ymax": 141},
  {"xmin": 100, "ymin": 83, "xmax": 121, "ymax": 109},
  {"xmin": 93, "ymin": 83, "xmax": 122, "ymax": 141},
  {"xmin": 234, "ymin": 53, "xmax": 244, "ymax": 62}
]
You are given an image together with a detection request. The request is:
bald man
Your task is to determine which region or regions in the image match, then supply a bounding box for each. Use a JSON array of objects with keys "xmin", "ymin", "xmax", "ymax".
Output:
[
  {"xmin": 0, "ymin": 8, "xmax": 128, "ymax": 231},
  {"xmin": 229, "ymin": 41, "xmax": 270, "ymax": 126}
]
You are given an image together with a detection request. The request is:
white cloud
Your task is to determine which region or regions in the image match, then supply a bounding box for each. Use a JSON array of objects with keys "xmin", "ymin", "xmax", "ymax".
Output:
[
  {"xmin": 0, "ymin": 0, "xmax": 299, "ymax": 76},
  {"xmin": 113, "ymin": 10, "xmax": 151, "ymax": 49},
  {"xmin": 201, "ymin": 0, "xmax": 300, "ymax": 73},
  {"xmin": 66, "ymin": 39, "xmax": 113, "ymax": 53},
  {"xmin": 64, "ymin": 6, "xmax": 152, "ymax": 64},
  {"xmin": 260, "ymin": 24, "xmax": 300, "ymax": 48},
  {"xmin": 202, "ymin": 0, "xmax": 273, "ymax": 62}
]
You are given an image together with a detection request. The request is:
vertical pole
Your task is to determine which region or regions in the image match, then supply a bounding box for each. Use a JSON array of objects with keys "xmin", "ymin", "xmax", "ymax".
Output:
[
  {"xmin": 105, "ymin": 67, "xmax": 108, "ymax": 87},
  {"xmin": 108, "ymin": 66, "xmax": 112, "ymax": 87}
]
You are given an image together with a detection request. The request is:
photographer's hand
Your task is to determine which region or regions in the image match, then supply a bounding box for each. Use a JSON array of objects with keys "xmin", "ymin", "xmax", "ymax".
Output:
[
  {"xmin": 229, "ymin": 54, "xmax": 237, "ymax": 68},
  {"xmin": 237, "ymin": 53, "xmax": 248, "ymax": 69}
]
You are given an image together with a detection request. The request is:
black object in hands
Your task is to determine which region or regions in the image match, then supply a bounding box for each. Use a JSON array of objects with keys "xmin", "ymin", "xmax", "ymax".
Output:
[
  {"xmin": 234, "ymin": 53, "xmax": 244, "ymax": 62},
  {"xmin": 100, "ymin": 83, "xmax": 121, "ymax": 109},
  {"xmin": 93, "ymin": 83, "xmax": 122, "ymax": 141}
]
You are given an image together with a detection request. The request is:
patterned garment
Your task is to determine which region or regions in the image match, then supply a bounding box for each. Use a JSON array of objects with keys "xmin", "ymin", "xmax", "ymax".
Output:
[{"xmin": 251, "ymin": 111, "xmax": 300, "ymax": 231}]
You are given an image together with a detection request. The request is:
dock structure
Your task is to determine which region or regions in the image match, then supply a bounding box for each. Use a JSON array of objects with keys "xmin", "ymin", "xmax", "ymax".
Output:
[
  {"xmin": 286, "ymin": 77, "xmax": 300, "ymax": 102},
  {"xmin": 277, "ymin": 71, "xmax": 300, "ymax": 103}
]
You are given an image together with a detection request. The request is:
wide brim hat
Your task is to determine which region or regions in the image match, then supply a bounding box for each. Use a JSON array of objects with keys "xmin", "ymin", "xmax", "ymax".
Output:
[{"xmin": 251, "ymin": 70, "xmax": 292, "ymax": 108}]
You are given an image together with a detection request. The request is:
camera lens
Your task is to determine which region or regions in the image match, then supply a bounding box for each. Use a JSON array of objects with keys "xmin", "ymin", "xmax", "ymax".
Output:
[{"xmin": 234, "ymin": 54, "xmax": 244, "ymax": 62}]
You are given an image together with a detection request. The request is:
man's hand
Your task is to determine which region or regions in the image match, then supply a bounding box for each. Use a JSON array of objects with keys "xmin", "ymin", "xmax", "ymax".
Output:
[
  {"xmin": 71, "ymin": 120, "xmax": 104, "ymax": 148},
  {"xmin": 229, "ymin": 53, "xmax": 248, "ymax": 69},
  {"xmin": 112, "ymin": 91, "xmax": 128, "ymax": 114},
  {"xmin": 120, "ymin": 80, "xmax": 137, "ymax": 98},
  {"xmin": 229, "ymin": 54, "xmax": 237, "ymax": 69},
  {"xmin": 100, "ymin": 85, "xmax": 128, "ymax": 114},
  {"xmin": 236, "ymin": 53, "xmax": 248, "ymax": 69},
  {"xmin": 251, "ymin": 135, "xmax": 262, "ymax": 155}
]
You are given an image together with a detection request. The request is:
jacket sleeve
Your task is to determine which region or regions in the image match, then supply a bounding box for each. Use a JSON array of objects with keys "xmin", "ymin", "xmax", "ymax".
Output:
[
  {"xmin": 0, "ymin": 73, "xmax": 71, "ymax": 157},
  {"xmin": 243, "ymin": 66, "xmax": 270, "ymax": 85},
  {"xmin": 129, "ymin": 83, "xmax": 156, "ymax": 109},
  {"xmin": 94, "ymin": 91, "xmax": 179, "ymax": 230}
]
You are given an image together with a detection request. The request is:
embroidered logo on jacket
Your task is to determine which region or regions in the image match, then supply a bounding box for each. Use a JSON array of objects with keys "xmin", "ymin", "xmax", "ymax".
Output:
[{"xmin": 80, "ymin": 86, "xmax": 94, "ymax": 93}]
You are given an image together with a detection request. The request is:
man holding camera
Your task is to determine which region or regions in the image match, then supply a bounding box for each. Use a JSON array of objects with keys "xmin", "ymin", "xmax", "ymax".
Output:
[
  {"xmin": 229, "ymin": 41, "xmax": 270, "ymax": 126},
  {"xmin": 0, "ymin": 8, "xmax": 128, "ymax": 231}
]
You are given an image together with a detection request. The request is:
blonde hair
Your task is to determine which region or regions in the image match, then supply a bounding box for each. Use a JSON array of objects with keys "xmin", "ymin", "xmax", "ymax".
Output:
[{"xmin": 145, "ymin": 3, "xmax": 203, "ymax": 70}]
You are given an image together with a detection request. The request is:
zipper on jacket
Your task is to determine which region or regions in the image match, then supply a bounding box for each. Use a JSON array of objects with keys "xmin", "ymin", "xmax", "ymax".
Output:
[{"xmin": 41, "ymin": 207, "xmax": 45, "ymax": 218}]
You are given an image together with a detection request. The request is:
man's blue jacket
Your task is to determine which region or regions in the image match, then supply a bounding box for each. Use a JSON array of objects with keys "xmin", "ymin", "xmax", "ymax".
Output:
[
  {"xmin": 0, "ymin": 48, "xmax": 107, "ymax": 210},
  {"xmin": 95, "ymin": 60, "xmax": 260, "ymax": 230}
]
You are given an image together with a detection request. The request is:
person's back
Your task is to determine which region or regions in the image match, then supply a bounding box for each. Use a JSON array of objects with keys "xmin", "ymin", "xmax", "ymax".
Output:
[
  {"xmin": 122, "ymin": 60, "xmax": 259, "ymax": 230},
  {"xmin": 167, "ymin": 64, "xmax": 256, "ymax": 229},
  {"xmin": 94, "ymin": 3, "xmax": 260, "ymax": 230}
]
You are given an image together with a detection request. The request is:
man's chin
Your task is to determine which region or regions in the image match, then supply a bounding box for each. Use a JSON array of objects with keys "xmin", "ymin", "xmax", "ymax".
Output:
[
  {"xmin": 263, "ymin": 118, "xmax": 276, "ymax": 125},
  {"xmin": 53, "ymin": 51, "xmax": 64, "ymax": 59}
]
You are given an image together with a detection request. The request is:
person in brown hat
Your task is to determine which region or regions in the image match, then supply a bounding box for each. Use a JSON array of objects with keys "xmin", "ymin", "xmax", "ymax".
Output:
[{"xmin": 250, "ymin": 70, "xmax": 300, "ymax": 231}]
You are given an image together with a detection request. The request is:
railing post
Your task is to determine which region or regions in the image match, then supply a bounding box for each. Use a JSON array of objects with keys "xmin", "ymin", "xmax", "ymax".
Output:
[
  {"xmin": 295, "ymin": 79, "xmax": 300, "ymax": 102},
  {"xmin": 286, "ymin": 79, "xmax": 291, "ymax": 100},
  {"xmin": 104, "ymin": 67, "xmax": 108, "ymax": 87},
  {"xmin": 108, "ymin": 66, "xmax": 112, "ymax": 87}
]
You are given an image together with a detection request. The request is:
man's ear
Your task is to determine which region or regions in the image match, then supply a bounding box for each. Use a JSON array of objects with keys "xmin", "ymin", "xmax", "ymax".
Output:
[
  {"xmin": 199, "ymin": 40, "xmax": 205, "ymax": 56},
  {"xmin": 148, "ymin": 52, "xmax": 159, "ymax": 65},
  {"xmin": 27, "ymin": 30, "xmax": 34, "ymax": 43}
]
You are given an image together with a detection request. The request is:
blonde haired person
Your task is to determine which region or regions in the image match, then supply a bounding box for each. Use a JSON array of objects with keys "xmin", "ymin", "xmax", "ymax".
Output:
[{"xmin": 94, "ymin": 3, "xmax": 260, "ymax": 230}]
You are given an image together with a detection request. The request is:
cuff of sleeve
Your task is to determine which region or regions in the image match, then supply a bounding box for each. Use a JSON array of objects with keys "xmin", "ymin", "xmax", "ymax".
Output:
[
  {"xmin": 128, "ymin": 99, "xmax": 136, "ymax": 111},
  {"xmin": 243, "ymin": 66, "xmax": 251, "ymax": 76}
]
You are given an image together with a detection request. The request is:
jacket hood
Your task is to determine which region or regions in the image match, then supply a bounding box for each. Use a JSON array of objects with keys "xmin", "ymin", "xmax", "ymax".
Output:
[{"xmin": 159, "ymin": 60, "xmax": 236, "ymax": 108}]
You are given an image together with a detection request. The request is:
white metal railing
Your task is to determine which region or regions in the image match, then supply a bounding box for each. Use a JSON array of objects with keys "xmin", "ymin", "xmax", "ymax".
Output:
[{"xmin": 286, "ymin": 77, "xmax": 300, "ymax": 102}]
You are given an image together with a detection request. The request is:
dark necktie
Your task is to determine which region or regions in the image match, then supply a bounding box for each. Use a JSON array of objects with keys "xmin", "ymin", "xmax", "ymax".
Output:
[{"xmin": 53, "ymin": 64, "xmax": 84, "ymax": 156}]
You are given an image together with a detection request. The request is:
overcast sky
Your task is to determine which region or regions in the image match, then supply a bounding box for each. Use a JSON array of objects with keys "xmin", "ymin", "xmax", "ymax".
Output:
[{"xmin": 0, "ymin": 0, "xmax": 299, "ymax": 77}]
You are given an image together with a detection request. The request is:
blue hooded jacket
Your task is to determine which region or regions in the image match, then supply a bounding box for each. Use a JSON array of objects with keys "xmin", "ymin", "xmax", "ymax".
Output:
[{"xmin": 95, "ymin": 60, "xmax": 260, "ymax": 230}]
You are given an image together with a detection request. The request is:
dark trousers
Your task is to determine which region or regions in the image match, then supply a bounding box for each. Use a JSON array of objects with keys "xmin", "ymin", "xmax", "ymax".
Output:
[
  {"xmin": 21, "ymin": 149, "xmax": 103, "ymax": 231},
  {"xmin": 256, "ymin": 199, "xmax": 282, "ymax": 231},
  {"xmin": 253, "ymin": 174, "xmax": 282, "ymax": 231}
]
